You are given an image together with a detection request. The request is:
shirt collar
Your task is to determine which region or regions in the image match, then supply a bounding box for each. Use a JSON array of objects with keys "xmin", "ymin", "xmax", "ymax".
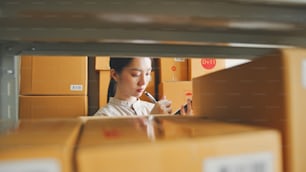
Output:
[{"xmin": 109, "ymin": 97, "xmax": 139, "ymax": 107}]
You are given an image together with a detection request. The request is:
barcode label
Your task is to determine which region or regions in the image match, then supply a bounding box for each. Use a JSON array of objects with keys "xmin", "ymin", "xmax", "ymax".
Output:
[
  {"xmin": 70, "ymin": 84, "xmax": 83, "ymax": 91},
  {"xmin": 0, "ymin": 158, "xmax": 60, "ymax": 172},
  {"xmin": 174, "ymin": 58, "xmax": 186, "ymax": 62},
  {"xmin": 203, "ymin": 152, "xmax": 273, "ymax": 172},
  {"xmin": 302, "ymin": 60, "xmax": 306, "ymax": 88}
]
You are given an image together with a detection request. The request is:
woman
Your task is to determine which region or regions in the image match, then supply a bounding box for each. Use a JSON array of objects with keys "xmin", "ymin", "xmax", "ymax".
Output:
[{"xmin": 94, "ymin": 57, "xmax": 192, "ymax": 117}]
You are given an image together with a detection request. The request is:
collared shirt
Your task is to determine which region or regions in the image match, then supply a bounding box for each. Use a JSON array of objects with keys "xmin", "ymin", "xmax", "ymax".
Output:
[{"xmin": 94, "ymin": 97, "xmax": 155, "ymax": 117}]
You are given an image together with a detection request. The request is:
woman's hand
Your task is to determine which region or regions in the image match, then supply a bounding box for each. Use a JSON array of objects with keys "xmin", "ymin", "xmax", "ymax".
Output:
[
  {"xmin": 179, "ymin": 99, "xmax": 193, "ymax": 116},
  {"xmin": 150, "ymin": 96, "xmax": 172, "ymax": 115}
]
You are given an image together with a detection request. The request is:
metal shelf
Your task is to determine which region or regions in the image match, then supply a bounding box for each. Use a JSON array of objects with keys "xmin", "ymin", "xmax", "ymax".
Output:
[{"xmin": 1, "ymin": 0, "xmax": 306, "ymax": 58}]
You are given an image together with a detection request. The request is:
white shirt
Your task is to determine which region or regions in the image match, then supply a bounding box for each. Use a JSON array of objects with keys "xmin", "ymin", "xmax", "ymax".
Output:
[{"xmin": 94, "ymin": 97, "xmax": 155, "ymax": 117}]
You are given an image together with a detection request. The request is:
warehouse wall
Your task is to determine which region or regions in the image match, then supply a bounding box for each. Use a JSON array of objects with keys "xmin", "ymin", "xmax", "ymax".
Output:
[{"xmin": 87, "ymin": 56, "xmax": 99, "ymax": 116}]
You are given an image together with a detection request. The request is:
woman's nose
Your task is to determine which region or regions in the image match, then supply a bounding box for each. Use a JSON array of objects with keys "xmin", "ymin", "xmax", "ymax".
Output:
[{"xmin": 138, "ymin": 74, "xmax": 145, "ymax": 86}]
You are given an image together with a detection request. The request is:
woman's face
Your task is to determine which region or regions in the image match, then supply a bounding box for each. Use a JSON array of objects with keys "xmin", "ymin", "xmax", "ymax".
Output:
[{"xmin": 114, "ymin": 57, "xmax": 152, "ymax": 100}]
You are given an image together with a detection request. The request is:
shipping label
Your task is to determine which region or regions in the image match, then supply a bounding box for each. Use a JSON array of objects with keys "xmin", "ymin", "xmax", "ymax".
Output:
[
  {"xmin": 70, "ymin": 84, "xmax": 83, "ymax": 91},
  {"xmin": 302, "ymin": 60, "xmax": 306, "ymax": 88},
  {"xmin": 203, "ymin": 152, "xmax": 273, "ymax": 172},
  {"xmin": 0, "ymin": 158, "xmax": 61, "ymax": 172}
]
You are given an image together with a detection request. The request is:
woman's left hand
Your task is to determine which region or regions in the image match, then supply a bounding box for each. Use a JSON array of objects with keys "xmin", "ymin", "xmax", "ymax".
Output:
[{"xmin": 179, "ymin": 99, "xmax": 193, "ymax": 116}]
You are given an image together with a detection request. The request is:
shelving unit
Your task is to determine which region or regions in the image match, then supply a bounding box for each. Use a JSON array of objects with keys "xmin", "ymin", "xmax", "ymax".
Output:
[
  {"xmin": 1, "ymin": 0, "xmax": 306, "ymax": 125},
  {"xmin": 1, "ymin": 1, "xmax": 306, "ymax": 172}
]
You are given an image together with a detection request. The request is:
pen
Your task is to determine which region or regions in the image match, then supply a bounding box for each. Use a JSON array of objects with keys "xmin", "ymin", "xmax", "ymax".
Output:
[{"xmin": 144, "ymin": 91, "xmax": 157, "ymax": 103}]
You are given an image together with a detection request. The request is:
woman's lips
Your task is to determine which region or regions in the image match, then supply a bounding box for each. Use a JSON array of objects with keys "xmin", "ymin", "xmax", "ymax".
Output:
[{"xmin": 137, "ymin": 89, "xmax": 144, "ymax": 93}]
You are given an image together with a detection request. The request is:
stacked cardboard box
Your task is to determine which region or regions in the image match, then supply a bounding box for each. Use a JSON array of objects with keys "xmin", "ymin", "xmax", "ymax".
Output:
[
  {"xmin": 157, "ymin": 58, "xmax": 191, "ymax": 112},
  {"xmin": 76, "ymin": 116, "xmax": 282, "ymax": 172},
  {"xmin": 188, "ymin": 58, "xmax": 226, "ymax": 79},
  {"xmin": 0, "ymin": 118, "xmax": 82, "ymax": 172},
  {"xmin": 96, "ymin": 56, "xmax": 110, "ymax": 108},
  {"xmin": 158, "ymin": 57, "xmax": 189, "ymax": 82},
  {"xmin": 158, "ymin": 81, "xmax": 192, "ymax": 112},
  {"xmin": 158, "ymin": 57, "xmax": 226, "ymax": 112},
  {"xmin": 192, "ymin": 48, "xmax": 306, "ymax": 172},
  {"xmin": 19, "ymin": 56, "xmax": 88, "ymax": 119}
]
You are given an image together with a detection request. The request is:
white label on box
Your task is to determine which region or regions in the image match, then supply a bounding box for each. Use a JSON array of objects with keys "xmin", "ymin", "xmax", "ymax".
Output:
[
  {"xmin": 0, "ymin": 158, "xmax": 61, "ymax": 172},
  {"xmin": 302, "ymin": 60, "xmax": 306, "ymax": 88},
  {"xmin": 203, "ymin": 152, "xmax": 273, "ymax": 172},
  {"xmin": 70, "ymin": 84, "xmax": 83, "ymax": 91},
  {"xmin": 174, "ymin": 58, "xmax": 186, "ymax": 62}
]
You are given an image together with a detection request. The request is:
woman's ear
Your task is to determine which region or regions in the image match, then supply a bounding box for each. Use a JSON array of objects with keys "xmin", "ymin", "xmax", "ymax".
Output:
[{"xmin": 110, "ymin": 69, "xmax": 119, "ymax": 82}]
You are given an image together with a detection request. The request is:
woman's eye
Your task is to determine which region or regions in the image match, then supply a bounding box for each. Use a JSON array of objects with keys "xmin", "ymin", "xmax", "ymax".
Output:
[{"xmin": 131, "ymin": 72, "xmax": 141, "ymax": 77}]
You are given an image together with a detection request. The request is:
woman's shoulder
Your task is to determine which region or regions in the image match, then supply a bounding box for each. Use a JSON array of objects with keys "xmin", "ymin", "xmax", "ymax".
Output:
[{"xmin": 94, "ymin": 104, "xmax": 116, "ymax": 116}]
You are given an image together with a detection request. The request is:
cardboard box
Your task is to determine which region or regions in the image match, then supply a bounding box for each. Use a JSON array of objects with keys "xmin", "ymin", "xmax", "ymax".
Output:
[
  {"xmin": 20, "ymin": 55, "xmax": 88, "ymax": 95},
  {"xmin": 76, "ymin": 117, "xmax": 282, "ymax": 172},
  {"xmin": 158, "ymin": 81, "xmax": 192, "ymax": 112},
  {"xmin": 0, "ymin": 118, "xmax": 82, "ymax": 172},
  {"xmin": 158, "ymin": 57, "xmax": 188, "ymax": 81},
  {"xmin": 19, "ymin": 95, "xmax": 88, "ymax": 119},
  {"xmin": 192, "ymin": 48, "xmax": 306, "ymax": 172},
  {"xmin": 98, "ymin": 70, "xmax": 110, "ymax": 108},
  {"xmin": 95, "ymin": 56, "xmax": 110, "ymax": 70},
  {"xmin": 188, "ymin": 58, "xmax": 226, "ymax": 79}
]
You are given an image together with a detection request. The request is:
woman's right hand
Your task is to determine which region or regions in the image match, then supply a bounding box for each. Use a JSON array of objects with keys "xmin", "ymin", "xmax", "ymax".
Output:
[{"xmin": 150, "ymin": 96, "xmax": 172, "ymax": 115}]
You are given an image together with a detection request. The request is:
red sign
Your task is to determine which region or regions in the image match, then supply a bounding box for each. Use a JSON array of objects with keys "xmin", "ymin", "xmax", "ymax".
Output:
[
  {"xmin": 171, "ymin": 65, "xmax": 176, "ymax": 71},
  {"xmin": 201, "ymin": 58, "xmax": 216, "ymax": 70},
  {"xmin": 103, "ymin": 129, "xmax": 121, "ymax": 139},
  {"xmin": 185, "ymin": 92, "xmax": 192, "ymax": 97}
]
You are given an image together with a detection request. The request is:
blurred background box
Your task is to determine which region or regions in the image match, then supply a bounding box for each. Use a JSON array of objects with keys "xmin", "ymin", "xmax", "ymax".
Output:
[
  {"xmin": 0, "ymin": 118, "xmax": 82, "ymax": 172},
  {"xmin": 76, "ymin": 116, "xmax": 282, "ymax": 172},
  {"xmin": 192, "ymin": 48, "xmax": 306, "ymax": 172}
]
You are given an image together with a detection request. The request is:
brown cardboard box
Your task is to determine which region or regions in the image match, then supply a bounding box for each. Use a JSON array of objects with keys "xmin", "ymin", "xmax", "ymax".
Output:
[
  {"xmin": 158, "ymin": 81, "xmax": 192, "ymax": 112},
  {"xmin": 0, "ymin": 118, "xmax": 82, "ymax": 172},
  {"xmin": 95, "ymin": 56, "xmax": 110, "ymax": 70},
  {"xmin": 192, "ymin": 48, "xmax": 306, "ymax": 172},
  {"xmin": 98, "ymin": 70, "xmax": 110, "ymax": 108},
  {"xmin": 19, "ymin": 95, "xmax": 88, "ymax": 119},
  {"xmin": 188, "ymin": 58, "xmax": 226, "ymax": 79},
  {"xmin": 158, "ymin": 57, "xmax": 188, "ymax": 81},
  {"xmin": 20, "ymin": 55, "xmax": 88, "ymax": 95},
  {"xmin": 76, "ymin": 117, "xmax": 282, "ymax": 172}
]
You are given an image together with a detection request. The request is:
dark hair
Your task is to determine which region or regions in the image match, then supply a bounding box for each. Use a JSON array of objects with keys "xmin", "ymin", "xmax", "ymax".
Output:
[{"xmin": 107, "ymin": 57, "xmax": 134, "ymax": 102}]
